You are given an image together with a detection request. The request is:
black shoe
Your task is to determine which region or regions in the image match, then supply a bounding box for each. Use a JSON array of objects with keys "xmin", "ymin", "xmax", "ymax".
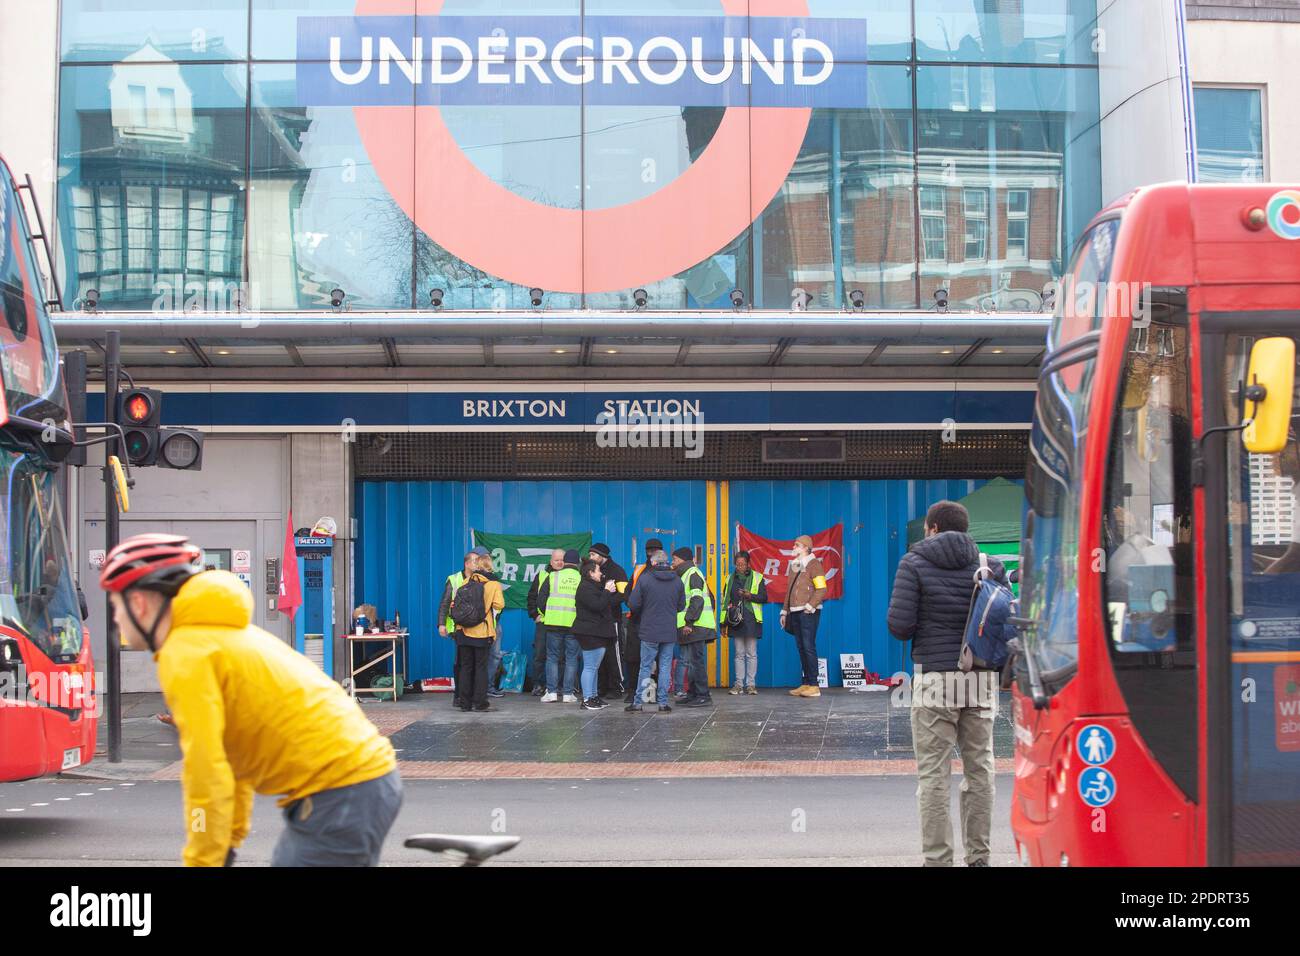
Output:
[
  {"xmin": 674, "ymin": 691, "xmax": 690, "ymax": 700},
  {"xmin": 581, "ymin": 697, "xmax": 604, "ymax": 711},
  {"xmin": 967, "ymin": 859, "xmax": 989, "ymax": 868},
  {"xmin": 684, "ymin": 696, "xmax": 713, "ymax": 708},
  {"xmin": 623, "ymin": 692, "xmax": 636, "ymax": 704},
  {"xmin": 624, "ymin": 703, "xmax": 643, "ymax": 713},
  {"xmin": 532, "ymin": 685, "xmax": 546, "ymax": 697},
  {"xmin": 658, "ymin": 705, "xmax": 673, "ymax": 713},
  {"xmin": 473, "ymin": 703, "xmax": 491, "ymax": 712},
  {"xmin": 458, "ymin": 704, "xmax": 472, "ymax": 712}
]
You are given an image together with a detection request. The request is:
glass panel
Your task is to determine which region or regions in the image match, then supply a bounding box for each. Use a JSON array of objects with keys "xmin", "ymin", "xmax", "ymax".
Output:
[
  {"xmin": 1021, "ymin": 218, "xmax": 1118, "ymax": 685},
  {"xmin": 60, "ymin": 0, "xmax": 249, "ymax": 63},
  {"xmin": 1221, "ymin": 331, "xmax": 1300, "ymax": 864},
  {"xmin": 57, "ymin": 63, "xmax": 247, "ymax": 311},
  {"xmin": 1103, "ymin": 313, "xmax": 1197, "ymax": 799},
  {"xmin": 917, "ymin": 64, "xmax": 1100, "ymax": 312},
  {"xmin": 1195, "ymin": 87, "xmax": 1265, "ymax": 183},
  {"xmin": 916, "ymin": 0, "xmax": 1099, "ymax": 65},
  {"xmin": 0, "ymin": 448, "xmax": 84, "ymax": 662},
  {"xmin": 755, "ymin": 64, "xmax": 914, "ymax": 310}
]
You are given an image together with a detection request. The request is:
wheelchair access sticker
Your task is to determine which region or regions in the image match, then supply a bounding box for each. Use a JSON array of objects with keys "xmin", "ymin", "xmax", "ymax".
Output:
[{"xmin": 1078, "ymin": 767, "xmax": 1117, "ymax": 808}]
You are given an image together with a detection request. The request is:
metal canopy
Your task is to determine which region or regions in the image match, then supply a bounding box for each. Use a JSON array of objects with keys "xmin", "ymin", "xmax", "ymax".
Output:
[{"xmin": 54, "ymin": 309, "xmax": 1050, "ymax": 379}]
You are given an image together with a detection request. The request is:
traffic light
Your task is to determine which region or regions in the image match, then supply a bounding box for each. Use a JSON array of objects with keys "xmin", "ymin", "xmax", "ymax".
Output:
[
  {"xmin": 158, "ymin": 427, "xmax": 204, "ymax": 471},
  {"xmin": 117, "ymin": 388, "xmax": 161, "ymax": 466}
]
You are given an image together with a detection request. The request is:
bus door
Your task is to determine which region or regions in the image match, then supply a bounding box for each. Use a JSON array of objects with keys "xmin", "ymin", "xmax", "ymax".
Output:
[{"xmin": 1202, "ymin": 321, "xmax": 1300, "ymax": 865}]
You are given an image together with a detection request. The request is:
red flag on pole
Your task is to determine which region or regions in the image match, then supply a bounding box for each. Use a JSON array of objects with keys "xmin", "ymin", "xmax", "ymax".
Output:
[
  {"xmin": 278, "ymin": 512, "xmax": 302, "ymax": 619},
  {"xmin": 737, "ymin": 524, "xmax": 844, "ymax": 603}
]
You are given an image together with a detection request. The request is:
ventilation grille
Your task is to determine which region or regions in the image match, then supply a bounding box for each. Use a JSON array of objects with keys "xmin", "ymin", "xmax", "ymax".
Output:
[{"xmin": 353, "ymin": 431, "xmax": 1029, "ymax": 481}]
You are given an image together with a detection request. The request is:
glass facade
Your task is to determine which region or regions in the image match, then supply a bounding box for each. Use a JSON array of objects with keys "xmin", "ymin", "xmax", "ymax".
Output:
[
  {"xmin": 55, "ymin": 0, "xmax": 1100, "ymax": 312},
  {"xmin": 1194, "ymin": 86, "xmax": 1265, "ymax": 184}
]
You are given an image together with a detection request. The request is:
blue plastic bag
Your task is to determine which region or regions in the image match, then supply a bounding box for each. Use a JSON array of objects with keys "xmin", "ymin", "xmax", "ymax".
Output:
[{"xmin": 499, "ymin": 649, "xmax": 526, "ymax": 693}]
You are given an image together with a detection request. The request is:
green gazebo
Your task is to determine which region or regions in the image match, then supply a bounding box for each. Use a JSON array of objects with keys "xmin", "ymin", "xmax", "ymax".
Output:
[{"xmin": 906, "ymin": 478, "xmax": 1024, "ymax": 584}]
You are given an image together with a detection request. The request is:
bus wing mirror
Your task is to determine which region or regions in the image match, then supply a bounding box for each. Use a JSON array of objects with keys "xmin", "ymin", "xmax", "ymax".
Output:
[{"xmin": 1243, "ymin": 337, "xmax": 1296, "ymax": 454}]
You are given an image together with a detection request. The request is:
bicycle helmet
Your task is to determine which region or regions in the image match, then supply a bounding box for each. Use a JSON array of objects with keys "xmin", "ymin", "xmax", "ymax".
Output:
[
  {"xmin": 99, "ymin": 533, "xmax": 202, "ymax": 595},
  {"xmin": 99, "ymin": 533, "xmax": 202, "ymax": 653}
]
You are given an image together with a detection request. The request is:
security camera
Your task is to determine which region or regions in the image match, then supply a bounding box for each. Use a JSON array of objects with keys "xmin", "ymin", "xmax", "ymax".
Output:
[
  {"xmin": 1041, "ymin": 281, "xmax": 1057, "ymax": 314},
  {"xmin": 330, "ymin": 288, "xmax": 345, "ymax": 309},
  {"xmin": 529, "ymin": 288, "xmax": 544, "ymax": 308},
  {"xmin": 848, "ymin": 289, "xmax": 865, "ymax": 310},
  {"xmin": 82, "ymin": 288, "xmax": 100, "ymax": 312},
  {"xmin": 729, "ymin": 289, "xmax": 745, "ymax": 310},
  {"xmin": 791, "ymin": 287, "xmax": 812, "ymax": 311},
  {"xmin": 430, "ymin": 288, "xmax": 444, "ymax": 309},
  {"xmin": 633, "ymin": 289, "xmax": 648, "ymax": 309},
  {"xmin": 933, "ymin": 287, "xmax": 949, "ymax": 314}
]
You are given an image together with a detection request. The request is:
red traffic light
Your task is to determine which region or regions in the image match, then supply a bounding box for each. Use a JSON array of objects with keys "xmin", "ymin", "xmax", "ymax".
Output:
[{"xmin": 123, "ymin": 392, "xmax": 153, "ymax": 423}]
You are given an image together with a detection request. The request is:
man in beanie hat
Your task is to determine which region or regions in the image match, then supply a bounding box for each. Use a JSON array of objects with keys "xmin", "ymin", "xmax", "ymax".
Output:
[
  {"xmin": 781, "ymin": 534, "xmax": 828, "ymax": 697},
  {"xmin": 672, "ymin": 547, "xmax": 716, "ymax": 707},
  {"xmin": 587, "ymin": 542, "xmax": 629, "ymax": 698},
  {"xmin": 526, "ymin": 548, "xmax": 567, "ymax": 694},
  {"xmin": 623, "ymin": 537, "xmax": 663, "ymax": 702},
  {"xmin": 536, "ymin": 549, "xmax": 583, "ymax": 702}
]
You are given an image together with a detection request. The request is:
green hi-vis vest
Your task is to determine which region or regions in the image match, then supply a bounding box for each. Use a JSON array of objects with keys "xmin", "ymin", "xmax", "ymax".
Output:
[
  {"xmin": 722, "ymin": 570, "xmax": 764, "ymax": 623},
  {"xmin": 444, "ymin": 571, "xmax": 465, "ymax": 631},
  {"xmin": 542, "ymin": 567, "xmax": 581, "ymax": 627},
  {"xmin": 676, "ymin": 565, "xmax": 716, "ymax": 630}
]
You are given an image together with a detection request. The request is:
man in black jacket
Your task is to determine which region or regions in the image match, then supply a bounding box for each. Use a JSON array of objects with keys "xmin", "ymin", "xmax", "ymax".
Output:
[
  {"xmin": 588, "ymin": 543, "xmax": 628, "ymax": 698},
  {"xmin": 887, "ymin": 500, "xmax": 1004, "ymax": 868}
]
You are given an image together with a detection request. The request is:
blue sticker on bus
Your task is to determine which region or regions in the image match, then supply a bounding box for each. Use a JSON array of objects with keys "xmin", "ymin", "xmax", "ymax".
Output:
[
  {"xmin": 1077, "ymin": 724, "xmax": 1115, "ymax": 766},
  {"xmin": 1078, "ymin": 767, "xmax": 1117, "ymax": 808}
]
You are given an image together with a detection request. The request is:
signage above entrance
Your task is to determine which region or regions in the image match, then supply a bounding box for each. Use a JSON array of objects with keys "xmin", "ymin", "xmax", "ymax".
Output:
[{"xmin": 297, "ymin": 15, "xmax": 867, "ymax": 108}]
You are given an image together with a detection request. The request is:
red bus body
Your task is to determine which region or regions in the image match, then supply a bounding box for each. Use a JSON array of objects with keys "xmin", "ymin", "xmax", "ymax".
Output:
[
  {"xmin": 1012, "ymin": 182, "xmax": 1300, "ymax": 866},
  {"xmin": 0, "ymin": 155, "xmax": 98, "ymax": 781}
]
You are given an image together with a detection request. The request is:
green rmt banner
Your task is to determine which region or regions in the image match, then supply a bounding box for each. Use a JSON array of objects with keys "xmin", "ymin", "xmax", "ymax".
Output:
[{"xmin": 471, "ymin": 530, "xmax": 592, "ymax": 610}]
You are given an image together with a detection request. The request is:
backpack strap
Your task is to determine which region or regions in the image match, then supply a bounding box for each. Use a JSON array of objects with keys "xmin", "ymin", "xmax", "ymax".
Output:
[{"xmin": 974, "ymin": 552, "xmax": 991, "ymax": 584}]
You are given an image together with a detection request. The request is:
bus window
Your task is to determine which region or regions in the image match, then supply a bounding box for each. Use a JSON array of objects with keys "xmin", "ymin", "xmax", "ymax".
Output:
[
  {"xmin": 1222, "ymin": 332, "xmax": 1300, "ymax": 864},
  {"xmin": 1102, "ymin": 307, "xmax": 1198, "ymax": 800},
  {"xmin": 1021, "ymin": 218, "xmax": 1119, "ymax": 688}
]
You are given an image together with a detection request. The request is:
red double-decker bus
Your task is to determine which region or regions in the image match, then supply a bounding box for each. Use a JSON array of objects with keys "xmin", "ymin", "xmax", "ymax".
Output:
[
  {"xmin": 0, "ymin": 156, "xmax": 97, "ymax": 781},
  {"xmin": 1013, "ymin": 181, "xmax": 1300, "ymax": 866}
]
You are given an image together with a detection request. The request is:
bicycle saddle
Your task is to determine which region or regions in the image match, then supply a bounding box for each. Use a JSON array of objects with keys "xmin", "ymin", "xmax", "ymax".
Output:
[{"xmin": 404, "ymin": 833, "xmax": 521, "ymax": 865}]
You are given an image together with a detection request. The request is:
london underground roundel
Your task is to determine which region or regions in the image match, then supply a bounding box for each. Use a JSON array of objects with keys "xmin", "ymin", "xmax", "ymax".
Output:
[{"xmin": 349, "ymin": 0, "xmax": 816, "ymax": 293}]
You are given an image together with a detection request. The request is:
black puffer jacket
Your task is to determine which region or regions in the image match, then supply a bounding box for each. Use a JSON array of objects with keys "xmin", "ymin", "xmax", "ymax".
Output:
[
  {"xmin": 572, "ymin": 577, "xmax": 619, "ymax": 650},
  {"xmin": 887, "ymin": 531, "xmax": 1005, "ymax": 671}
]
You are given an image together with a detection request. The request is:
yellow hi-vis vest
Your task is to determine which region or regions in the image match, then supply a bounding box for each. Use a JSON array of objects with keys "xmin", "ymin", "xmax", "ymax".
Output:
[
  {"xmin": 676, "ymin": 565, "xmax": 716, "ymax": 630},
  {"xmin": 444, "ymin": 571, "xmax": 464, "ymax": 632},
  {"xmin": 722, "ymin": 570, "xmax": 764, "ymax": 623},
  {"xmin": 542, "ymin": 567, "xmax": 581, "ymax": 627}
]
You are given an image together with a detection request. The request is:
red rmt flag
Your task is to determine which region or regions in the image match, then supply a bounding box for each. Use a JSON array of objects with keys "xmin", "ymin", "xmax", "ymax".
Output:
[
  {"xmin": 278, "ymin": 512, "xmax": 302, "ymax": 619},
  {"xmin": 737, "ymin": 523, "xmax": 844, "ymax": 604}
]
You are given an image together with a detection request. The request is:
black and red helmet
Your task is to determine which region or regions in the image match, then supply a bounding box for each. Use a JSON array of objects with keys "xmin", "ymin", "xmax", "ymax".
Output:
[{"xmin": 99, "ymin": 533, "xmax": 201, "ymax": 594}]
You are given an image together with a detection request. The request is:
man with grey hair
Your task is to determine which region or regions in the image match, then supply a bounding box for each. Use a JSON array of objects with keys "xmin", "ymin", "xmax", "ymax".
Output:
[
  {"xmin": 526, "ymin": 548, "xmax": 567, "ymax": 695},
  {"xmin": 625, "ymin": 550, "xmax": 685, "ymax": 713}
]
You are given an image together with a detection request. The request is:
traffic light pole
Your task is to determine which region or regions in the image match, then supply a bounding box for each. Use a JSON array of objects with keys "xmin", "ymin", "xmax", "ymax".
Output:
[{"xmin": 104, "ymin": 331, "xmax": 121, "ymax": 764}]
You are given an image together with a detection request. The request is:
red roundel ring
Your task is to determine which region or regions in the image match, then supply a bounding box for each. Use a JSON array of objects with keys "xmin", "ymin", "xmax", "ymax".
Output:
[{"xmin": 355, "ymin": 0, "xmax": 812, "ymax": 292}]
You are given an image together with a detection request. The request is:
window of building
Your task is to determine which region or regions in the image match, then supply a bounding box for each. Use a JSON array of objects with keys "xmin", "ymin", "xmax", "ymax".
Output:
[
  {"xmin": 1007, "ymin": 189, "xmax": 1030, "ymax": 261},
  {"xmin": 1194, "ymin": 86, "xmax": 1266, "ymax": 183},
  {"xmin": 158, "ymin": 87, "xmax": 177, "ymax": 129},
  {"xmin": 963, "ymin": 188, "xmax": 988, "ymax": 260},
  {"xmin": 128, "ymin": 84, "xmax": 147, "ymax": 127},
  {"xmin": 920, "ymin": 186, "xmax": 948, "ymax": 262}
]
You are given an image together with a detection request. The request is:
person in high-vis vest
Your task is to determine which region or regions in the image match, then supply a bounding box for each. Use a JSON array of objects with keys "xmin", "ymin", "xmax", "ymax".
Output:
[
  {"xmin": 721, "ymin": 550, "xmax": 768, "ymax": 695},
  {"xmin": 438, "ymin": 549, "xmax": 483, "ymax": 710},
  {"xmin": 526, "ymin": 548, "xmax": 566, "ymax": 695},
  {"xmin": 781, "ymin": 534, "xmax": 829, "ymax": 698},
  {"xmin": 622, "ymin": 537, "xmax": 663, "ymax": 702},
  {"xmin": 536, "ymin": 549, "xmax": 583, "ymax": 703},
  {"xmin": 672, "ymin": 546, "xmax": 716, "ymax": 708}
]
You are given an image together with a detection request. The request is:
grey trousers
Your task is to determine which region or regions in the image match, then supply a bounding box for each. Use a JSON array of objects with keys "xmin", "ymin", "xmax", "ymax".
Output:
[
  {"xmin": 271, "ymin": 768, "xmax": 404, "ymax": 867},
  {"xmin": 909, "ymin": 670, "xmax": 997, "ymax": 867},
  {"xmin": 731, "ymin": 636, "xmax": 758, "ymax": 688}
]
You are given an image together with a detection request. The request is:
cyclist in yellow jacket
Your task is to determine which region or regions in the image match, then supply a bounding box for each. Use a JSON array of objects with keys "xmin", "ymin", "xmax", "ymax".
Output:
[{"xmin": 99, "ymin": 533, "xmax": 401, "ymax": 867}]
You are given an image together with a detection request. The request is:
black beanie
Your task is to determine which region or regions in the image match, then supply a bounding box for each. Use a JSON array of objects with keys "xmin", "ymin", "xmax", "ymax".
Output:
[
  {"xmin": 590, "ymin": 543, "xmax": 611, "ymax": 558},
  {"xmin": 646, "ymin": 537, "xmax": 664, "ymax": 552},
  {"xmin": 672, "ymin": 546, "xmax": 694, "ymax": 562},
  {"xmin": 564, "ymin": 549, "xmax": 580, "ymax": 565}
]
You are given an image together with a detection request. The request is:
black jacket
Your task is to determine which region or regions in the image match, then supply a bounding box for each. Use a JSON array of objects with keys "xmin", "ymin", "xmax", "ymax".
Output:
[
  {"xmin": 526, "ymin": 569, "xmax": 557, "ymax": 620},
  {"xmin": 887, "ymin": 531, "xmax": 1006, "ymax": 671},
  {"xmin": 572, "ymin": 577, "xmax": 619, "ymax": 650},
  {"xmin": 627, "ymin": 564, "xmax": 685, "ymax": 645},
  {"xmin": 600, "ymin": 558, "xmax": 629, "ymax": 608}
]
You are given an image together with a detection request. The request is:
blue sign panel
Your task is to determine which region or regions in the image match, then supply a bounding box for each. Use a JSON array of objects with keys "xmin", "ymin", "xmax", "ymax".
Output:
[
  {"xmin": 1077, "ymin": 766, "xmax": 1117, "ymax": 808},
  {"xmin": 1076, "ymin": 724, "xmax": 1116, "ymax": 766},
  {"xmin": 296, "ymin": 15, "xmax": 868, "ymax": 109}
]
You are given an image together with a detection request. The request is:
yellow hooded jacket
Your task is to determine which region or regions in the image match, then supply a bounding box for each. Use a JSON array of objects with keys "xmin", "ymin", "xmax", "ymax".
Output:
[{"xmin": 155, "ymin": 570, "xmax": 396, "ymax": 867}]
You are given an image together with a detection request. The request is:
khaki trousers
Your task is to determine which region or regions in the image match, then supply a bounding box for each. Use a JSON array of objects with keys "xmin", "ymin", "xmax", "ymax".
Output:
[{"xmin": 909, "ymin": 669, "xmax": 997, "ymax": 866}]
